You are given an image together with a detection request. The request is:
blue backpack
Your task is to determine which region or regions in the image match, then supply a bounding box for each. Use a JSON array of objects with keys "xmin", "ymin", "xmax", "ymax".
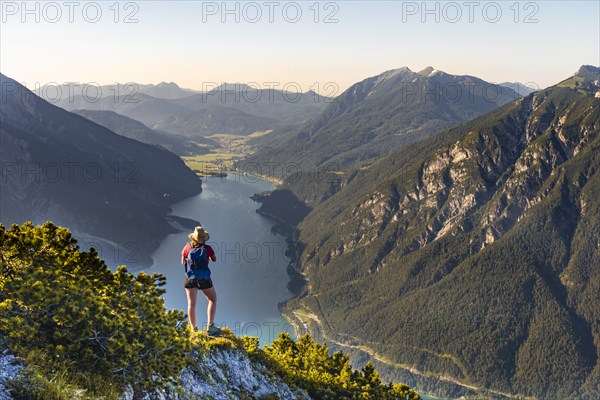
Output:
[{"xmin": 186, "ymin": 244, "xmax": 211, "ymax": 280}]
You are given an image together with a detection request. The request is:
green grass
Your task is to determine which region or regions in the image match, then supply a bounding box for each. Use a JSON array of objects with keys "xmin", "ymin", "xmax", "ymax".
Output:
[
  {"xmin": 206, "ymin": 133, "xmax": 246, "ymax": 139},
  {"xmin": 182, "ymin": 153, "xmax": 238, "ymax": 174},
  {"xmin": 247, "ymin": 130, "xmax": 273, "ymax": 138},
  {"xmin": 184, "ymin": 130, "xmax": 276, "ymax": 176},
  {"xmin": 556, "ymin": 75, "xmax": 586, "ymax": 90}
]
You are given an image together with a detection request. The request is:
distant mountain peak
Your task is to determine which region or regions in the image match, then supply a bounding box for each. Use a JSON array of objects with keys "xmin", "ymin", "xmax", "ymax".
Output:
[
  {"xmin": 499, "ymin": 81, "xmax": 538, "ymax": 96},
  {"xmin": 379, "ymin": 66, "xmax": 413, "ymax": 77},
  {"xmin": 418, "ymin": 66, "xmax": 433, "ymax": 76},
  {"xmin": 556, "ymin": 65, "xmax": 600, "ymax": 94},
  {"xmin": 577, "ymin": 64, "xmax": 600, "ymax": 76},
  {"xmin": 392, "ymin": 66, "xmax": 412, "ymax": 72},
  {"xmin": 156, "ymin": 81, "xmax": 180, "ymax": 88},
  {"xmin": 372, "ymin": 67, "xmax": 415, "ymax": 87},
  {"xmin": 214, "ymin": 82, "xmax": 257, "ymax": 92},
  {"xmin": 418, "ymin": 66, "xmax": 448, "ymax": 77},
  {"xmin": 575, "ymin": 65, "xmax": 600, "ymax": 85}
]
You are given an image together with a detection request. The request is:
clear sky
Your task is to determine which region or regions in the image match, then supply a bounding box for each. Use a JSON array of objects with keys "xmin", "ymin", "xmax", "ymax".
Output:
[{"xmin": 1, "ymin": 1, "xmax": 598, "ymax": 94}]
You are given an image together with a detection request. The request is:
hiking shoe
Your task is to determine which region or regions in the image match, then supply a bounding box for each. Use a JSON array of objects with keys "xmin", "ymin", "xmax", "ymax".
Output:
[
  {"xmin": 206, "ymin": 323, "xmax": 221, "ymax": 336},
  {"xmin": 189, "ymin": 325, "xmax": 199, "ymax": 337}
]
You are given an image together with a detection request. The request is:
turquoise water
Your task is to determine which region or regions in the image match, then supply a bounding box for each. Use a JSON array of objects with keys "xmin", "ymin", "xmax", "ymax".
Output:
[{"xmin": 145, "ymin": 174, "xmax": 295, "ymax": 344}]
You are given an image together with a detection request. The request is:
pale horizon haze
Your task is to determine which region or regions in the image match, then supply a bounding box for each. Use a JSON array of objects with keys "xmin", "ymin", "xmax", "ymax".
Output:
[{"xmin": 1, "ymin": 1, "xmax": 599, "ymax": 95}]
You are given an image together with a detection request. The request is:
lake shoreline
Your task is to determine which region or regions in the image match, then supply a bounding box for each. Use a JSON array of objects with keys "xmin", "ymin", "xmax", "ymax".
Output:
[{"xmin": 249, "ymin": 194, "xmax": 308, "ymax": 298}]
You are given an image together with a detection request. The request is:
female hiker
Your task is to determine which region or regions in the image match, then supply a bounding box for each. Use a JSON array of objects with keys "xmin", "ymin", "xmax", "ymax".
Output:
[{"xmin": 181, "ymin": 226, "xmax": 220, "ymax": 335}]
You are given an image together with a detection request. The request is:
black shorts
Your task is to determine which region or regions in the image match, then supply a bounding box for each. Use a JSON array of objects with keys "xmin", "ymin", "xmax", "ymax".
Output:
[{"xmin": 184, "ymin": 277, "xmax": 213, "ymax": 290}]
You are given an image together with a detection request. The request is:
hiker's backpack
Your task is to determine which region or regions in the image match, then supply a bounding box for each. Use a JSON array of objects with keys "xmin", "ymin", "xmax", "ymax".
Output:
[{"xmin": 186, "ymin": 244, "xmax": 211, "ymax": 280}]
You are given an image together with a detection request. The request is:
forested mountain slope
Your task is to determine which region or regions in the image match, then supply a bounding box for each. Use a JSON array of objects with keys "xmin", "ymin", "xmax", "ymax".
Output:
[
  {"xmin": 284, "ymin": 66, "xmax": 600, "ymax": 399},
  {"xmin": 0, "ymin": 73, "xmax": 202, "ymax": 267},
  {"xmin": 71, "ymin": 109, "xmax": 214, "ymax": 156}
]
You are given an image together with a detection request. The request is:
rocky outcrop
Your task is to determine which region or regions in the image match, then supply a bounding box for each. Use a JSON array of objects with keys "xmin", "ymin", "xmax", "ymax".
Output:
[
  {"xmin": 0, "ymin": 351, "xmax": 20, "ymax": 400},
  {"xmin": 1, "ymin": 346, "xmax": 308, "ymax": 400}
]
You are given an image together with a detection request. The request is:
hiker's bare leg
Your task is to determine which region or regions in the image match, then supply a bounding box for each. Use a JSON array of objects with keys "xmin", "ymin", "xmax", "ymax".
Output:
[
  {"xmin": 202, "ymin": 287, "xmax": 217, "ymax": 325},
  {"xmin": 186, "ymin": 288, "xmax": 198, "ymax": 328}
]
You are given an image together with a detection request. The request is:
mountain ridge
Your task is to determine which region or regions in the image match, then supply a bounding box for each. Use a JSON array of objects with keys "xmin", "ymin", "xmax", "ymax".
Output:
[
  {"xmin": 244, "ymin": 66, "xmax": 522, "ymax": 175},
  {"xmin": 43, "ymin": 84, "xmax": 331, "ymax": 137}
]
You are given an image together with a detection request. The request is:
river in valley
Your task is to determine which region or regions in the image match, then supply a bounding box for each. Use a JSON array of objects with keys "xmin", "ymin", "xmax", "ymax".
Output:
[{"xmin": 145, "ymin": 173, "xmax": 295, "ymax": 344}]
